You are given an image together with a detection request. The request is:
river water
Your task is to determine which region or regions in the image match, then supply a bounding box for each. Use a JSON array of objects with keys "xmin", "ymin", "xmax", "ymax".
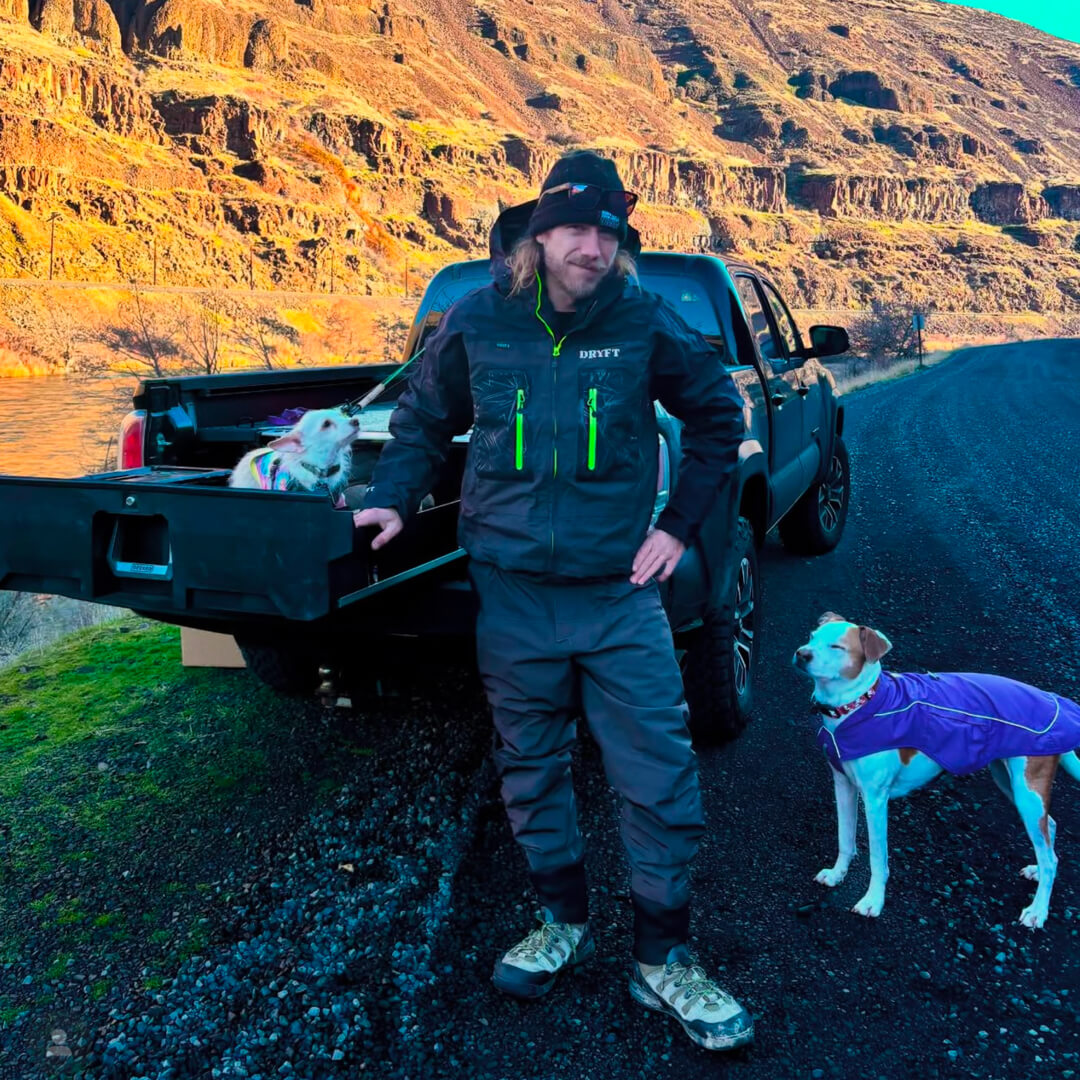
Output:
[{"xmin": 0, "ymin": 376, "xmax": 138, "ymax": 477}]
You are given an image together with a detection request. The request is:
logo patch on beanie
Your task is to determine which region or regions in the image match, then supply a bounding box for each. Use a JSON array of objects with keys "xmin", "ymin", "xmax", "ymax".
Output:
[{"xmin": 599, "ymin": 210, "xmax": 620, "ymax": 231}]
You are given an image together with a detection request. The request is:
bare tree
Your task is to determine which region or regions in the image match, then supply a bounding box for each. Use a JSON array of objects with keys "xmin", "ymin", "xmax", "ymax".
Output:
[
  {"xmin": 98, "ymin": 283, "xmax": 183, "ymax": 377},
  {"xmin": 1, "ymin": 289, "xmax": 90, "ymax": 373},
  {"xmin": 322, "ymin": 306, "xmax": 367, "ymax": 365},
  {"xmin": 849, "ymin": 296, "xmax": 923, "ymax": 369},
  {"xmin": 374, "ymin": 311, "xmax": 409, "ymax": 363},
  {"xmin": 0, "ymin": 592, "xmax": 34, "ymax": 662},
  {"xmin": 177, "ymin": 294, "xmax": 228, "ymax": 375},
  {"xmin": 230, "ymin": 300, "xmax": 301, "ymax": 370}
]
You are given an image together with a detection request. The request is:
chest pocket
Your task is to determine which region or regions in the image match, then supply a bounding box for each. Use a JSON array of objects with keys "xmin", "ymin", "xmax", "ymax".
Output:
[
  {"xmin": 577, "ymin": 366, "xmax": 645, "ymax": 480},
  {"xmin": 471, "ymin": 367, "xmax": 532, "ymax": 480}
]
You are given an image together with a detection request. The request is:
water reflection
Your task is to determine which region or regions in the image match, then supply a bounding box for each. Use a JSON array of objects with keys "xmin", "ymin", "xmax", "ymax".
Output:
[{"xmin": 0, "ymin": 376, "xmax": 137, "ymax": 478}]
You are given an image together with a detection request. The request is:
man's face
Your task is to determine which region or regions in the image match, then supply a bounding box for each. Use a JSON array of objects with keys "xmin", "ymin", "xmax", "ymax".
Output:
[{"xmin": 536, "ymin": 224, "xmax": 620, "ymax": 301}]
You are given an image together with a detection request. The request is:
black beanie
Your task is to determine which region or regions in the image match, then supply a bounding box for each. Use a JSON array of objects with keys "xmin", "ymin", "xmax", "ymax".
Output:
[{"xmin": 526, "ymin": 150, "xmax": 630, "ymax": 243}]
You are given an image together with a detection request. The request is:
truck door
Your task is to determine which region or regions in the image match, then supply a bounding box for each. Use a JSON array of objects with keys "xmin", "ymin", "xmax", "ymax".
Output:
[
  {"xmin": 757, "ymin": 278, "xmax": 825, "ymax": 485},
  {"xmin": 733, "ymin": 275, "xmax": 805, "ymax": 516}
]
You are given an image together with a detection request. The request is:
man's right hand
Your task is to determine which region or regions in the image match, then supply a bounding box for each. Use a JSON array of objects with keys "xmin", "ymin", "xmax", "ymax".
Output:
[{"xmin": 352, "ymin": 507, "xmax": 403, "ymax": 550}]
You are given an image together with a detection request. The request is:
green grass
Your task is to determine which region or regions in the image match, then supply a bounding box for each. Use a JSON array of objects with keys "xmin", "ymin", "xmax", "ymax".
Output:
[
  {"xmin": 0, "ymin": 616, "xmax": 369, "ymax": 1016},
  {"xmin": 1, "ymin": 621, "xmax": 271, "ymax": 874}
]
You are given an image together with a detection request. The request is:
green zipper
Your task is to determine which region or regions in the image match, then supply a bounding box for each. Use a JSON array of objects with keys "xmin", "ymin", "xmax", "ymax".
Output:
[
  {"xmin": 534, "ymin": 273, "xmax": 568, "ymax": 359},
  {"xmin": 515, "ymin": 387, "xmax": 525, "ymax": 470},
  {"xmin": 587, "ymin": 387, "xmax": 598, "ymax": 471},
  {"xmin": 532, "ymin": 272, "xmax": 598, "ymax": 564}
]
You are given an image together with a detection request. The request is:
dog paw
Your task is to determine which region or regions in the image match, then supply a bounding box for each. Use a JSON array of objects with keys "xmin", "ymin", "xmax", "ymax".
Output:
[
  {"xmin": 852, "ymin": 894, "xmax": 884, "ymax": 918},
  {"xmin": 1020, "ymin": 865, "xmax": 1040, "ymax": 882},
  {"xmin": 815, "ymin": 867, "xmax": 847, "ymax": 887},
  {"xmin": 1018, "ymin": 904, "xmax": 1047, "ymax": 930}
]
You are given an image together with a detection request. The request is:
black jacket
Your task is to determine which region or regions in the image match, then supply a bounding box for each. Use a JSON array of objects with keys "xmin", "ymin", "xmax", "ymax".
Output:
[{"xmin": 363, "ymin": 211, "xmax": 745, "ymax": 579}]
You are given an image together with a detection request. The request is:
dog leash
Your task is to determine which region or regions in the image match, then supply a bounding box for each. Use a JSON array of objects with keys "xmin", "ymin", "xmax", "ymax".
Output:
[{"xmin": 341, "ymin": 345, "xmax": 426, "ymax": 416}]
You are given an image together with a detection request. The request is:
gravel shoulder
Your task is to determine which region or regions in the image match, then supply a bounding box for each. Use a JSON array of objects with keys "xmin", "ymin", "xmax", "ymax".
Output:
[{"xmin": 3, "ymin": 340, "xmax": 1080, "ymax": 1080}]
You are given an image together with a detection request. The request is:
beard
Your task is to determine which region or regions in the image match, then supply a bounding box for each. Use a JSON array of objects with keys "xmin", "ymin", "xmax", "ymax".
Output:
[{"xmin": 548, "ymin": 256, "xmax": 612, "ymax": 300}]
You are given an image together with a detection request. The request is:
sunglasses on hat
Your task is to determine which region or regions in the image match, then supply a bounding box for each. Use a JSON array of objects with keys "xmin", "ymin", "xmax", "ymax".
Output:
[{"xmin": 538, "ymin": 182, "xmax": 639, "ymax": 218}]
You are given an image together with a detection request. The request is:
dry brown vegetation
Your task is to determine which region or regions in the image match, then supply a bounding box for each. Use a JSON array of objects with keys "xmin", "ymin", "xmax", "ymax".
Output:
[
  {"xmin": 0, "ymin": 0, "xmax": 1077, "ymax": 337},
  {"xmin": 0, "ymin": 283, "xmax": 418, "ymax": 377}
]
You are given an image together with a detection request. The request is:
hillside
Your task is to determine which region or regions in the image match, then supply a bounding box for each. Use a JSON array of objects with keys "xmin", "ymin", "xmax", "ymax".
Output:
[{"xmin": 1, "ymin": 0, "xmax": 1079, "ymax": 316}]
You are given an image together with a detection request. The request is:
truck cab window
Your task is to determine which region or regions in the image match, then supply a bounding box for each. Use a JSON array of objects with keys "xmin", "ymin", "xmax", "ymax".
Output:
[
  {"xmin": 735, "ymin": 276, "xmax": 785, "ymax": 367},
  {"xmin": 761, "ymin": 281, "xmax": 801, "ymax": 359},
  {"xmin": 726, "ymin": 292, "xmax": 756, "ymax": 366}
]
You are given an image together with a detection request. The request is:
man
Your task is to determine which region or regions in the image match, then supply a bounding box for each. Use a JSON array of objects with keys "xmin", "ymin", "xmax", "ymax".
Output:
[{"xmin": 353, "ymin": 150, "xmax": 752, "ymax": 1051}]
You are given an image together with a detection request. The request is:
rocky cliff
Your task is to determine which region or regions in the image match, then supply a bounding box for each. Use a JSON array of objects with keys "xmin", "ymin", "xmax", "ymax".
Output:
[{"xmin": 0, "ymin": 0, "xmax": 1078, "ymax": 313}]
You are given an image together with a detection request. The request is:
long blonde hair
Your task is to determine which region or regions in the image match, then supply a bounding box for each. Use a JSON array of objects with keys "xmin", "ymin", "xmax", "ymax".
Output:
[{"xmin": 505, "ymin": 235, "xmax": 638, "ymax": 296}]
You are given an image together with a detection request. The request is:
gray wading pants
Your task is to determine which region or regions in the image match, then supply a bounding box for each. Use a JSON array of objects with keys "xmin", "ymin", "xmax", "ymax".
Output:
[{"xmin": 469, "ymin": 560, "xmax": 705, "ymax": 964}]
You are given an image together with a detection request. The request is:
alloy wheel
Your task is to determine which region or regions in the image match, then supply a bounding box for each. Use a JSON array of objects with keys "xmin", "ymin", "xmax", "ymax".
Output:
[
  {"xmin": 817, "ymin": 453, "xmax": 846, "ymax": 533},
  {"xmin": 733, "ymin": 556, "xmax": 754, "ymax": 696}
]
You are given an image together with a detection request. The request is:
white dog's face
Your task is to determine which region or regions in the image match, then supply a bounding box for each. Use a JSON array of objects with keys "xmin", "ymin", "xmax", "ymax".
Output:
[
  {"xmin": 268, "ymin": 408, "xmax": 360, "ymax": 457},
  {"xmin": 793, "ymin": 612, "xmax": 893, "ymax": 682}
]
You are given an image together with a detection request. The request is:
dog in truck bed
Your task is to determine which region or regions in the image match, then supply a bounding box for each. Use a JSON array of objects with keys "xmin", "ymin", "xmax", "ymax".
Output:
[
  {"xmin": 793, "ymin": 612, "xmax": 1080, "ymax": 929},
  {"xmin": 228, "ymin": 407, "xmax": 360, "ymax": 507}
]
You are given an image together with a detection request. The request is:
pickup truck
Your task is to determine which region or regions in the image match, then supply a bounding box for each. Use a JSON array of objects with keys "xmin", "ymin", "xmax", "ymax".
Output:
[{"xmin": 0, "ymin": 252, "xmax": 850, "ymax": 743}]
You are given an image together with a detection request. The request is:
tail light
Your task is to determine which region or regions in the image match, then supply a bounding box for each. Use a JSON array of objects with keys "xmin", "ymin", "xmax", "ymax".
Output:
[{"xmin": 118, "ymin": 410, "xmax": 147, "ymax": 470}]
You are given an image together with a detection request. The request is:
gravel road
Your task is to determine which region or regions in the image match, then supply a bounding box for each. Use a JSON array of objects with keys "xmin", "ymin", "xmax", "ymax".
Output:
[{"xmin": 5, "ymin": 339, "xmax": 1080, "ymax": 1080}]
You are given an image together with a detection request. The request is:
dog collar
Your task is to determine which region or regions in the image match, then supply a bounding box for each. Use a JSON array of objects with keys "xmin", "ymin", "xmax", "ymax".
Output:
[{"xmin": 811, "ymin": 678, "xmax": 881, "ymax": 720}]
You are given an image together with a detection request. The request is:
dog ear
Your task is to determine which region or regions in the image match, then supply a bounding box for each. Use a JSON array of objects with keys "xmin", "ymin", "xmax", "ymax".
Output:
[
  {"xmin": 817, "ymin": 611, "xmax": 849, "ymax": 626},
  {"xmin": 859, "ymin": 626, "xmax": 892, "ymax": 663},
  {"xmin": 267, "ymin": 432, "xmax": 304, "ymax": 452}
]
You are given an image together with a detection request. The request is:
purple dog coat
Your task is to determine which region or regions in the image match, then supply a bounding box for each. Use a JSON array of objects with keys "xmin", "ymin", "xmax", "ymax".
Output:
[{"xmin": 815, "ymin": 671, "xmax": 1080, "ymax": 775}]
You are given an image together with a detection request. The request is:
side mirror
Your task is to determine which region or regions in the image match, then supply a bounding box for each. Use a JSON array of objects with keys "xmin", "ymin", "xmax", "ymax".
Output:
[{"xmin": 809, "ymin": 325, "xmax": 850, "ymax": 359}]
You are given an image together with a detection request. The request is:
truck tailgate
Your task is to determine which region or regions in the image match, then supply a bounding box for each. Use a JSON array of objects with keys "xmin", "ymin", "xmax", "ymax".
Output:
[{"xmin": 0, "ymin": 468, "xmax": 462, "ymax": 622}]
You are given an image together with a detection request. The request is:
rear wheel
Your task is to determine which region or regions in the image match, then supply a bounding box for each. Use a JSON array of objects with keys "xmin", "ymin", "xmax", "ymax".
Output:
[
  {"xmin": 236, "ymin": 639, "xmax": 320, "ymax": 696},
  {"xmin": 778, "ymin": 438, "xmax": 850, "ymax": 555},
  {"xmin": 680, "ymin": 516, "xmax": 758, "ymax": 745}
]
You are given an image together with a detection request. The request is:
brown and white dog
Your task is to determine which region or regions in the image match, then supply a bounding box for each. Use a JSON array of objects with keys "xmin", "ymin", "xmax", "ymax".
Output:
[{"xmin": 793, "ymin": 612, "xmax": 1080, "ymax": 929}]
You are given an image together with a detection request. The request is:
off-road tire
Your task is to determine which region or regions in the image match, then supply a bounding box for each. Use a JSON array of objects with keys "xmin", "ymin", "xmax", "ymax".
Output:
[
  {"xmin": 778, "ymin": 438, "xmax": 850, "ymax": 556},
  {"xmin": 681, "ymin": 516, "xmax": 758, "ymax": 745},
  {"xmin": 236, "ymin": 640, "xmax": 320, "ymax": 696}
]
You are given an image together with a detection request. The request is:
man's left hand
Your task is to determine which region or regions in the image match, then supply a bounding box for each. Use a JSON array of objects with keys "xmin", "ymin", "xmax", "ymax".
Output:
[{"xmin": 630, "ymin": 528, "xmax": 686, "ymax": 585}]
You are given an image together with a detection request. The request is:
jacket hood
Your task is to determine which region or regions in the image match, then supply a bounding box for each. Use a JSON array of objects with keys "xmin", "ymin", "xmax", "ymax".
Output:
[{"xmin": 488, "ymin": 198, "xmax": 642, "ymax": 289}]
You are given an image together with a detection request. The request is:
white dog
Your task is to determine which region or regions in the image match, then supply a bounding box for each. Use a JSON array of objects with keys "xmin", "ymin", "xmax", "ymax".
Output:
[
  {"xmin": 229, "ymin": 407, "xmax": 360, "ymax": 507},
  {"xmin": 793, "ymin": 612, "xmax": 1080, "ymax": 929}
]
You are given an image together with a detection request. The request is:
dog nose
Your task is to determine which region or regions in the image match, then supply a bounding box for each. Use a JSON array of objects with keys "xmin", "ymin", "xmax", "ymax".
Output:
[{"xmin": 796, "ymin": 648, "xmax": 813, "ymax": 664}]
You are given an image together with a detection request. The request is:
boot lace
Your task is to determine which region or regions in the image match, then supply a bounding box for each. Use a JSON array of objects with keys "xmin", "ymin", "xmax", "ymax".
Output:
[
  {"xmin": 657, "ymin": 960, "xmax": 737, "ymax": 1014},
  {"xmin": 505, "ymin": 917, "xmax": 578, "ymax": 965}
]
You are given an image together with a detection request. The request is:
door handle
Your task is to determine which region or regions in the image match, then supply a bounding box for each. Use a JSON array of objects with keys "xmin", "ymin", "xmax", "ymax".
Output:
[
  {"xmin": 770, "ymin": 393, "xmax": 786, "ymax": 406},
  {"xmin": 795, "ymin": 385, "xmax": 810, "ymax": 397}
]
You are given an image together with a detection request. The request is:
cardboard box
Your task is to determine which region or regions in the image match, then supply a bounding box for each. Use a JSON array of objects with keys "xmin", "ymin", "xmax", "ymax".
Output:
[{"xmin": 180, "ymin": 627, "xmax": 247, "ymax": 668}]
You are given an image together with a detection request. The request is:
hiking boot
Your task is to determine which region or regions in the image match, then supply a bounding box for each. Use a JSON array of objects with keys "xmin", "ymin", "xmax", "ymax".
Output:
[
  {"xmin": 628, "ymin": 944, "xmax": 754, "ymax": 1050},
  {"xmin": 491, "ymin": 908, "xmax": 595, "ymax": 1000}
]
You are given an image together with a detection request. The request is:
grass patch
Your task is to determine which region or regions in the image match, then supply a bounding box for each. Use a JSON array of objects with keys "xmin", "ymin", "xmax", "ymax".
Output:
[
  {"xmin": 829, "ymin": 349, "xmax": 955, "ymax": 394},
  {"xmin": 43, "ymin": 952, "xmax": 73, "ymax": 979},
  {"xmin": 0, "ymin": 616, "xmax": 366, "ymax": 1007}
]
